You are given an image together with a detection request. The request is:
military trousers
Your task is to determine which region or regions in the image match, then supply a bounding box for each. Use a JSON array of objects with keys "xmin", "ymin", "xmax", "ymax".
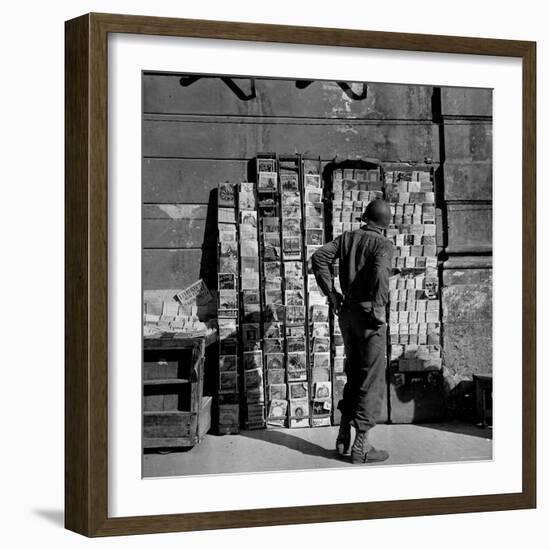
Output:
[{"xmin": 337, "ymin": 302, "xmax": 387, "ymax": 432}]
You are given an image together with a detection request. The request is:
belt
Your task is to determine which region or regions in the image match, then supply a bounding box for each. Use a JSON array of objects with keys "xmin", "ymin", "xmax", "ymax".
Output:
[{"xmin": 342, "ymin": 297, "xmax": 373, "ymax": 311}]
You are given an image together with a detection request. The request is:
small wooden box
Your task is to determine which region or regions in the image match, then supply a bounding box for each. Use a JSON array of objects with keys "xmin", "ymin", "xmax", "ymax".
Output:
[{"xmin": 142, "ymin": 335, "xmax": 214, "ymax": 448}]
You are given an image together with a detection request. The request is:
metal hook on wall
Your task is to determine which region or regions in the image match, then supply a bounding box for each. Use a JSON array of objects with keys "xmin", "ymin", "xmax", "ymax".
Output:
[
  {"xmin": 220, "ymin": 77, "xmax": 256, "ymax": 101},
  {"xmin": 179, "ymin": 75, "xmax": 202, "ymax": 87},
  {"xmin": 337, "ymin": 82, "xmax": 368, "ymax": 100},
  {"xmin": 179, "ymin": 76, "xmax": 367, "ymax": 101},
  {"xmin": 179, "ymin": 75, "xmax": 257, "ymax": 101},
  {"xmin": 294, "ymin": 80, "xmax": 368, "ymax": 100},
  {"xmin": 295, "ymin": 80, "xmax": 314, "ymax": 89}
]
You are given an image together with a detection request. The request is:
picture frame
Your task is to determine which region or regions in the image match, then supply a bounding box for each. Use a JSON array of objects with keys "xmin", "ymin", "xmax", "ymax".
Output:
[{"xmin": 65, "ymin": 12, "xmax": 536, "ymax": 537}]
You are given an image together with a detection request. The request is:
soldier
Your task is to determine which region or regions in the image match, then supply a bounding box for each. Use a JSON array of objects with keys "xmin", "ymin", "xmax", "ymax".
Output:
[{"xmin": 311, "ymin": 199, "xmax": 393, "ymax": 464}]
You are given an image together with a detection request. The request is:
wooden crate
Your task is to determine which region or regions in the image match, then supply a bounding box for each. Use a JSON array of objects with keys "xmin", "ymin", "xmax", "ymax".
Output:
[{"xmin": 142, "ymin": 334, "xmax": 214, "ymax": 448}]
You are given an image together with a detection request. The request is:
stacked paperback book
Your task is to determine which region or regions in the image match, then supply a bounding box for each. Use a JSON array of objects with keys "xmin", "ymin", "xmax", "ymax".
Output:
[
  {"xmin": 216, "ymin": 183, "xmax": 240, "ymax": 434},
  {"xmin": 383, "ymin": 169, "xmax": 442, "ymax": 373}
]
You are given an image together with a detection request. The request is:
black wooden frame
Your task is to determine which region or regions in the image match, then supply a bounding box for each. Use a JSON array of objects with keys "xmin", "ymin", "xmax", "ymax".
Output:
[{"xmin": 65, "ymin": 12, "xmax": 536, "ymax": 536}]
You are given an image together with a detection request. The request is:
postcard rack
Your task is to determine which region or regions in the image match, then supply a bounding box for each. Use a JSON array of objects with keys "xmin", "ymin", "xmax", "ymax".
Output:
[
  {"xmin": 256, "ymin": 153, "xmax": 288, "ymax": 426},
  {"xmin": 302, "ymin": 157, "xmax": 332, "ymax": 427},
  {"xmin": 279, "ymin": 154, "xmax": 310, "ymax": 428},
  {"xmin": 238, "ymin": 181, "xmax": 266, "ymax": 429},
  {"xmin": 215, "ymin": 159, "xmax": 444, "ymax": 430},
  {"xmin": 216, "ymin": 183, "xmax": 240, "ymax": 434},
  {"xmin": 383, "ymin": 166, "xmax": 444, "ymax": 422},
  {"xmin": 329, "ymin": 164, "xmax": 384, "ymax": 424}
]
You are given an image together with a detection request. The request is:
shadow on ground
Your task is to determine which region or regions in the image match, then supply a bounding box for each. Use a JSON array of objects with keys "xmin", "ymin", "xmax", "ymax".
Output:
[
  {"xmin": 415, "ymin": 421, "xmax": 492, "ymax": 440},
  {"xmin": 239, "ymin": 428, "xmax": 345, "ymax": 462}
]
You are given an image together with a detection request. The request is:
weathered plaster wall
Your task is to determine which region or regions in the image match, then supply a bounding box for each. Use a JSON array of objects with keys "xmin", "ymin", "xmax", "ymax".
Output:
[
  {"xmin": 439, "ymin": 88, "xmax": 493, "ymax": 417},
  {"xmin": 142, "ymin": 75, "xmax": 439, "ymax": 294}
]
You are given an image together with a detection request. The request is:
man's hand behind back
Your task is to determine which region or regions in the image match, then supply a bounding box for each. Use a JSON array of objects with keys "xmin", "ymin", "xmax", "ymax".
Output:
[
  {"xmin": 328, "ymin": 291, "xmax": 343, "ymax": 314},
  {"xmin": 371, "ymin": 305, "xmax": 386, "ymax": 327}
]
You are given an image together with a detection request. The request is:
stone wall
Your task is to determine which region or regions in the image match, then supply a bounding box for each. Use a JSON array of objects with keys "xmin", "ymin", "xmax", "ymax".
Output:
[{"xmin": 439, "ymin": 88, "xmax": 493, "ymax": 418}]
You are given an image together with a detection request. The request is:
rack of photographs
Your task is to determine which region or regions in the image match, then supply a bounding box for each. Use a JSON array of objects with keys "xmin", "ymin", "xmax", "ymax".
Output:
[
  {"xmin": 255, "ymin": 154, "xmax": 313, "ymax": 428},
  {"xmin": 302, "ymin": 159, "xmax": 332, "ymax": 427},
  {"xmin": 383, "ymin": 168, "xmax": 442, "ymax": 379},
  {"xmin": 256, "ymin": 154, "xmax": 288, "ymax": 427},
  {"xmin": 329, "ymin": 165, "xmax": 384, "ymax": 424},
  {"xmin": 216, "ymin": 182, "xmax": 240, "ymax": 434},
  {"xmin": 280, "ymin": 155, "xmax": 311, "ymax": 428},
  {"xmin": 238, "ymin": 181, "xmax": 266, "ymax": 429}
]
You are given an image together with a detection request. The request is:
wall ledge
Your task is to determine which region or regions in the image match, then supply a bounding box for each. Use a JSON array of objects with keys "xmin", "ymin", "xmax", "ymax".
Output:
[{"xmin": 442, "ymin": 255, "xmax": 493, "ymax": 269}]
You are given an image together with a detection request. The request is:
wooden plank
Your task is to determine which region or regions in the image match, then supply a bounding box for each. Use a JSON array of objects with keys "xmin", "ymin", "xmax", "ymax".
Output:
[
  {"xmin": 143, "ymin": 437, "xmax": 197, "ymax": 448},
  {"xmin": 444, "ymin": 161, "xmax": 492, "ymax": 201},
  {"xmin": 143, "ymin": 379, "xmax": 189, "ymax": 385},
  {"xmin": 143, "ymin": 334, "xmax": 211, "ymax": 349},
  {"xmin": 143, "ymin": 219, "xmax": 208, "ymax": 248},
  {"xmin": 143, "ymin": 412, "xmax": 194, "ymax": 438},
  {"xmin": 143, "ymin": 393, "xmax": 165, "ymax": 412},
  {"xmin": 441, "ymin": 87, "xmax": 492, "ymax": 117},
  {"xmin": 198, "ymin": 396, "xmax": 213, "ymax": 439},
  {"xmin": 143, "ymin": 204, "xmax": 208, "ymax": 219},
  {"xmin": 143, "ymin": 119, "xmax": 440, "ymax": 162},
  {"xmin": 143, "ymin": 158, "xmax": 247, "ymax": 203},
  {"xmin": 443, "ymin": 122, "xmax": 492, "ymax": 162},
  {"xmin": 144, "ymin": 75, "xmax": 434, "ymax": 120},
  {"xmin": 446, "ymin": 203, "xmax": 492, "ymax": 254},
  {"xmin": 144, "ymin": 361, "xmax": 179, "ymax": 380},
  {"xmin": 65, "ymin": 15, "xmax": 91, "ymax": 536},
  {"xmin": 143, "ymin": 249, "xmax": 217, "ymax": 290}
]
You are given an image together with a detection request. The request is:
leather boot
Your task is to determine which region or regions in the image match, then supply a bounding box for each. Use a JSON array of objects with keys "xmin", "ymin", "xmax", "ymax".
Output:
[
  {"xmin": 335, "ymin": 415, "xmax": 352, "ymax": 456},
  {"xmin": 350, "ymin": 431, "xmax": 389, "ymax": 464}
]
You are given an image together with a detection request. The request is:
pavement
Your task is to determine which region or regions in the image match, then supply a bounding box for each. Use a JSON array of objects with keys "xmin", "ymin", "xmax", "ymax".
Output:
[{"xmin": 143, "ymin": 421, "xmax": 492, "ymax": 478}]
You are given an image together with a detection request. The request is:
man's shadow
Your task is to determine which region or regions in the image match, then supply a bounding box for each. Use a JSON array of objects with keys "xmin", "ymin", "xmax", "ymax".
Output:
[{"xmin": 240, "ymin": 429, "xmax": 346, "ymax": 462}]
